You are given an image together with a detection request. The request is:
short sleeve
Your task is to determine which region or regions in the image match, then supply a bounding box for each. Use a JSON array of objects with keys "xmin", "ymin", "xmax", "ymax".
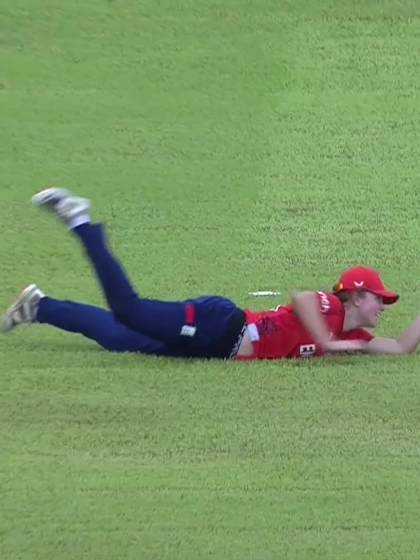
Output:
[
  {"xmin": 316, "ymin": 291, "xmax": 343, "ymax": 316},
  {"xmin": 339, "ymin": 328, "xmax": 374, "ymax": 342}
]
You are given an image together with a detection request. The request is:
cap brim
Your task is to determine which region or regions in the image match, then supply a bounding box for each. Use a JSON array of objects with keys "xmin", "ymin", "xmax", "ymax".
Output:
[{"xmin": 372, "ymin": 290, "xmax": 399, "ymax": 305}]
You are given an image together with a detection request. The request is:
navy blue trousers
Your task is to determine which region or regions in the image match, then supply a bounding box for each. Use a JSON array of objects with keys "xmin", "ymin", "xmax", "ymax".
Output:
[{"xmin": 36, "ymin": 223, "xmax": 243, "ymax": 358}]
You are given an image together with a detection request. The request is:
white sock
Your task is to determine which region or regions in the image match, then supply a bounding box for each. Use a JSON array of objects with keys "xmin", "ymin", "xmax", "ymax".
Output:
[{"xmin": 68, "ymin": 214, "xmax": 91, "ymax": 230}]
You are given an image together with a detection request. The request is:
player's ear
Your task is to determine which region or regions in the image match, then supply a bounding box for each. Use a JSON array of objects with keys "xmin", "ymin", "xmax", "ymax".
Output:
[{"xmin": 350, "ymin": 291, "xmax": 364, "ymax": 307}]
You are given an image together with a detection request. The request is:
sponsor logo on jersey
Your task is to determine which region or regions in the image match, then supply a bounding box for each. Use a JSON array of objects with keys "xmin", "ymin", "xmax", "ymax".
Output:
[
  {"xmin": 257, "ymin": 317, "xmax": 279, "ymax": 336},
  {"xmin": 317, "ymin": 291, "xmax": 330, "ymax": 314}
]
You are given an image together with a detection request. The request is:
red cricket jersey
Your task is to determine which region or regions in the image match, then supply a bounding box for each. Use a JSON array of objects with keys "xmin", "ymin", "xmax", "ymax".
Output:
[{"xmin": 237, "ymin": 291, "xmax": 373, "ymax": 359}]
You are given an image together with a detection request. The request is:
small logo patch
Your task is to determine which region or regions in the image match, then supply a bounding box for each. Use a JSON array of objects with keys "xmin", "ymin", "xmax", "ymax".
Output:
[
  {"xmin": 300, "ymin": 344, "xmax": 316, "ymax": 357},
  {"xmin": 180, "ymin": 325, "xmax": 197, "ymax": 337},
  {"xmin": 354, "ymin": 281, "xmax": 364, "ymax": 288}
]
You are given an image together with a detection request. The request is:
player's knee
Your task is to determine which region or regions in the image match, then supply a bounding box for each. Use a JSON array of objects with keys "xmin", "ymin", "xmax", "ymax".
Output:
[{"xmin": 111, "ymin": 304, "xmax": 134, "ymax": 326}]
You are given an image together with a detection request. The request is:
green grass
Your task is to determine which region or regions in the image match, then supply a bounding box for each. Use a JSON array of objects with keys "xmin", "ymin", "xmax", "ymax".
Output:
[{"xmin": 2, "ymin": 1, "xmax": 420, "ymax": 558}]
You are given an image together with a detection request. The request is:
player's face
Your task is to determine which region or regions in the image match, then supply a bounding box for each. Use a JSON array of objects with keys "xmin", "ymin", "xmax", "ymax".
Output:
[{"xmin": 357, "ymin": 292, "xmax": 385, "ymax": 327}]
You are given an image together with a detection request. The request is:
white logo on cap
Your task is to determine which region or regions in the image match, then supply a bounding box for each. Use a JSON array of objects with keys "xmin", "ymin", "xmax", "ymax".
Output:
[{"xmin": 354, "ymin": 281, "xmax": 364, "ymax": 288}]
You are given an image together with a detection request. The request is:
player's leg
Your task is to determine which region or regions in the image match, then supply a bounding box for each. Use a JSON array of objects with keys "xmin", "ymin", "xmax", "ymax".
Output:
[
  {"xmin": 31, "ymin": 189, "xmax": 195, "ymax": 347},
  {"xmin": 72, "ymin": 222, "xmax": 189, "ymax": 343},
  {"xmin": 1, "ymin": 286, "xmax": 177, "ymax": 355},
  {"xmin": 31, "ymin": 188, "xmax": 246, "ymax": 358},
  {"xmin": 37, "ymin": 297, "xmax": 179, "ymax": 354},
  {"xmin": 73, "ymin": 226, "xmax": 246, "ymax": 357}
]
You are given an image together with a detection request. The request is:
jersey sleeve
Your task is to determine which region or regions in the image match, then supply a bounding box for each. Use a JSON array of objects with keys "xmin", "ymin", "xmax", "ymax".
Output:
[
  {"xmin": 315, "ymin": 291, "xmax": 343, "ymax": 316},
  {"xmin": 338, "ymin": 328, "xmax": 374, "ymax": 342}
]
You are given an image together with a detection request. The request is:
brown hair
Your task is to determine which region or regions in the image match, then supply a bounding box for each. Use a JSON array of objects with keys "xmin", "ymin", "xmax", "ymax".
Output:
[
  {"xmin": 334, "ymin": 290, "xmax": 352, "ymax": 304},
  {"xmin": 333, "ymin": 289, "xmax": 368, "ymax": 305}
]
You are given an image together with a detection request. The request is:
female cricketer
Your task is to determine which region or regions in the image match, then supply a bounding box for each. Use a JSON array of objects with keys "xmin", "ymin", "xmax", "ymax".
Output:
[{"xmin": 2, "ymin": 188, "xmax": 420, "ymax": 359}]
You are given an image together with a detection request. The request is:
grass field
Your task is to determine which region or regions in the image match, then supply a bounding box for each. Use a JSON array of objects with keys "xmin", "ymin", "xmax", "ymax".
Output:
[{"xmin": 2, "ymin": 1, "xmax": 420, "ymax": 558}]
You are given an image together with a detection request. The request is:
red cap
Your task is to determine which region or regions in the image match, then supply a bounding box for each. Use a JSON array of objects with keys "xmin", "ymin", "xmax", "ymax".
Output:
[{"xmin": 334, "ymin": 266, "xmax": 399, "ymax": 305}]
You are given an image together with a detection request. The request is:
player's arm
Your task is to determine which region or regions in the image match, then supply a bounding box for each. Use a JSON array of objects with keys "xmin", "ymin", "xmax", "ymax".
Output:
[
  {"xmin": 291, "ymin": 291, "xmax": 332, "ymax": 347},
  {"xmin": 364, "ymin": 316, "xmax": 420, "ymax": 355},
  {"xmin": 292, "ymin": 291, "xmax": 368, "ymax": 353}
]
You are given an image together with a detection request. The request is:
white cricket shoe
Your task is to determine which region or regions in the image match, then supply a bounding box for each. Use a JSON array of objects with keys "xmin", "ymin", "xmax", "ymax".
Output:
[
  {"xmin": 32, "ymin": 187, "xmax": 91, "ymax": 229},
  {"xmin": 0, "ymin": 284, "xmax": 45, "ymax": 332},
  {"xmin": 31, "ymin": 187, "xmax": 70, "ymax": 207}
]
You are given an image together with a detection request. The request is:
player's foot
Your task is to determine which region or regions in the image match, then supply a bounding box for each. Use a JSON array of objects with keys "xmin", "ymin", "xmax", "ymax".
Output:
[
  {"xmin": 32, "ymin": 187, "xmax": 91, "ymax": 229},
  {"xmin": 0, "ymin": 284, "xmax": 45, "ymax": 332}
]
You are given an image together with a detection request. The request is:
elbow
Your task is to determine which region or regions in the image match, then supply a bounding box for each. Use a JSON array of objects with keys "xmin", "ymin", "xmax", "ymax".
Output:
[
  {"xmin": 396, "ymin": 338, "xmax": 417, "ymax": 355},
  {"xmin": 291, "ymin": 292, "xmax": 320, "ymax": 320},
  {"xmin": 291, "ymin": 292, "xmax": 305, "ymax": 315},
  {"xmin": 291, "ymin": 291, "xmax": 302, "ymax": 305},
  {"xmin": 291, "ymin": 291, "xmax": 315, "ymax": 308},
  {"xmin": 397, "ymin": 344, "xmax": 416, "ymax": 355},
  {"xmin": 291, "ymin": 292, "xmax": 301, "ymax": 313}
]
